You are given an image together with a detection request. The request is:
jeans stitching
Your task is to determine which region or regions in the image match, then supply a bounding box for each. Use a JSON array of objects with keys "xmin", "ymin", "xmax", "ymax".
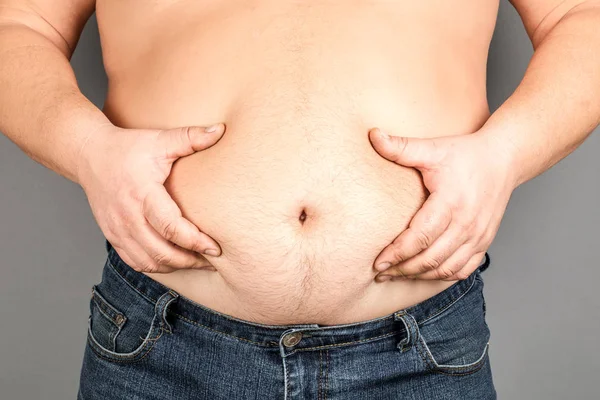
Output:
[
  {"xmin": 288, "ymin": 331, "xmax": 399, "ymax": 354},
  {"xmin": 107, "ymin": 259, "xmax": 158, "ymax": 306},
  {"xmin": 90, "ymin": 290, "xmax": 126, "ymax": 352},
  {"xmin": 87, "ymin": 328, "xmax": 163, "ymax": 364},
  {"xmin": 318, "ymin": 350, "xmax": 323, "ymax": 400},
  {"xmin": 91, "ymin": 289, "xmax": 125, "ymax": 326},
  {"xmin": 284, "ymin": 357, "xmax": 289, "ymax": 400},
  {"xmin": 414, "ymin": 336, "xmax": 436, "ymax": 369},
  {"xmin": 106, "ymin": 253, "xmax": 480, "ymax": 351},
  {"xmin": 87, "ymin": 306, "xmax": 165, "ymax": 363},
  {"xmin": 90, "ymin": 299, "xmax": 118, "ymax": 351},
  {"xmin": 325, "ymin": 350, "xmax": 329, "ymax": 400},
  {"xmin": 173, "ymin": 310, "xmax": 402, "ymax": 350},
  {"xmin": 434, "ymin": 342, "xmax": 489, "ymax": 372},
  {"xmin": 417, "ymin": 275, "xmax": 478, "ymax": 326},
  {"xmin": 415, "ymin": 329, "xmax": 490, "ymax": 376},
  {"xmin": 173, "ymin": 312, "xmax": 272, "ymax": 346}
]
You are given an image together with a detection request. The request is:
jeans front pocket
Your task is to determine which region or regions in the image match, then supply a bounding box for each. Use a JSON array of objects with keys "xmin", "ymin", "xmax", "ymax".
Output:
[
  {"xmin": 86, "ymin": 263, "xmax": 179, "ymax": 364},
  {"xmin": 89, "ymin": 285, "xmax": 125, "ymax": 353},
  {"xmin": 416, "ymin": 272, "xmax": 491, "ymax": 376}
]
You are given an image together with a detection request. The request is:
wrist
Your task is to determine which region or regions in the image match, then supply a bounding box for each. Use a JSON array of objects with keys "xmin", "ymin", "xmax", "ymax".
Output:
[
  {"xmin": 474, "ymin": 125, "xmax": 524, "ymax": 190},
  {"xmin": 75, "ymin": 122, "xmax": 117, "ymax": 189}
]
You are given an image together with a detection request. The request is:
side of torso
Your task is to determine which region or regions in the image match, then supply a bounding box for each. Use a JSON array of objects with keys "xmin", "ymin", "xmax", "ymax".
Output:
[{"xmin": 95, "ymin": 0, "xmax": 500, "ymax": 325}]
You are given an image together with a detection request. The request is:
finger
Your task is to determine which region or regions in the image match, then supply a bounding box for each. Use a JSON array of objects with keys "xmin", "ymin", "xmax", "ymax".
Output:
[
  {"xmin": 112, "ymin": 239, "xmax": 177, "ymax": 274},
  {"xmin": 132, "ymin": 214, "xmax": 214, "ymax": 270},
  {"xmin": 441, "ymin": 251, "xmax": 487, "ymax": 281},
  {"xmin": 143, "ymin": 183, "xmax": 222, "ymax": 256},
  {"xmin": 374, "ymin": 191, "xmax": 452, "ymax": 271},
  {"xmin": 403, "ymin": 243, "xmax": 475, "ymax": 280},
  {"xmin": 368, "ymin": 128, "xmax": 441, "ymax": 169},
  {"xmin": 159, "ymin": 123, "xmax": 226, "ymax": 161},
  {"xmin": 382, "ymin": 221, "xmax": 469, "ymax": 278}
]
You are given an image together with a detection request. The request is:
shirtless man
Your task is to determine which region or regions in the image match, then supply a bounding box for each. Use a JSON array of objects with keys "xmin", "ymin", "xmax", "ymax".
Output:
[{"xmin": 1, "ymin": 0, "xmax": 599, "ymax": 399}]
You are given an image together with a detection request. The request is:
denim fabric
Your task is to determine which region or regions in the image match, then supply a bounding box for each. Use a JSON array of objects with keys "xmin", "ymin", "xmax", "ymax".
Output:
[{"xmin": 78, "ymin": 240, "xmax": 496, "ymax": 399}]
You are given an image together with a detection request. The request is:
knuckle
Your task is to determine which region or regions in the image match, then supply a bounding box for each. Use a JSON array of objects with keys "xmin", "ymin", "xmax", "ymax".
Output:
[
  {"xmin": 458, "ymin": 217, "xmax": 476, "ymax": 231},
  {"xmin": 179, "ymin": 126, "xmax": 193, "ymax": 146},
  {"xmin": 465, "ymin": 233, "xmax": 481, "ymax": 246},
  {"xmin": 445, "ymin": 195, "xmax": 462, "ymax": 211},
  {"xmin": 151, "ymin": 251, "xmax": 172, "ymax": 266},
  {"xmin": 474, "ymin": 218, "xmax": 487, "ymax": 234},
  {"xmin": 454, "ymin": 270, "xmax": 471, "ymax": 280},
  {"xmin": 196, "ymin": 242, "xmax": 211, "ymax": 254},
  {"xmin": 436, "ymin": 267, "xmax": 455, "ymax": 279},
  {"xmin": 130, "ymin": 262, "xmax": 146, "ymax": 273},
  {"xmin": 160, "ymin": 218, "xmax": 179, "ymax": 241},
  {"xmin": 396, "ymin": 136, "xmax": 410, "ymax": 153},
  {"xmin": 386, "ymin": 272, "xmax": 400, "ymax": 279},
  {"xmin": 104, "ymin": 232, "xmax": 117, "ymax": 245},
  {"xmin": 390, "ymin": 246, "xmax": 406, "ymax": 263},
  {"xmin": 139, "ymin": 260, "xmax": 159, "ymax": 273},
  {"xmin": 421, "ymin": 254, "xmax": 443, "ymax": 272},
  {"xmin": 481, "ymin": 229, "xmax": 496, "ymax": 247},
  {"xmin": 417, "ymin": 262, "xmax": 434, "ymax": 274},
  {"xmin": 104, "ymin": 221, "xmax": 120, "ymax": 240},
  {"xmin": 113, "ymin": 204, "xmax": 129, "ymax": 221},
  {"xmin": 414, "ymin": 230, "xmax": 433, "ymax": 250},
  {"xmin": 130, "ymin": 187, "xmax": 146, "ymax": 203},
  {"xmin": 385, "ymin": 265, "xmax": 401, "ymax": 276}
]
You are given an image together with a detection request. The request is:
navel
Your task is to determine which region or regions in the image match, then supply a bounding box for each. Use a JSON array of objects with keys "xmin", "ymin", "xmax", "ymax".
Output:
[{"xmin": 299, "ymin": 208, "xmax": 308, "ymax": 225}]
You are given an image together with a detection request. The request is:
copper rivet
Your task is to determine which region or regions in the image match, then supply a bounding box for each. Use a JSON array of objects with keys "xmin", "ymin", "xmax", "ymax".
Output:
[{"xmin": 283, "ymin": 332, "xmax": 303, "ymax": 347}]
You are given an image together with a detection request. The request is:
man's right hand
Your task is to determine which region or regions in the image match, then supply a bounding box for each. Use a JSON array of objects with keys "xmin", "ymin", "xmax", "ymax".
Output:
[{"xmin": 76, "ymin": 122, "xmax": 226, "ymax": 273}]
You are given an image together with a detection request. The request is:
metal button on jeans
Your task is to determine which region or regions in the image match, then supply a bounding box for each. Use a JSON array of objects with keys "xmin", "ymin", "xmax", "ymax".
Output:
[{"xmin": 282, "ymin": 332, "xmax": 303, "ymax": 347}]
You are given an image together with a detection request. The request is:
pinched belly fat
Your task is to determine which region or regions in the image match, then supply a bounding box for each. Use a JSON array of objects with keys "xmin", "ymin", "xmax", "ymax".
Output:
[
  {"xmin": 156, "ymin": 115, "xmax": 431, "ymax": 325},
  {"xmin": 97, "ymin": 0, "xmax": 498, "ymax": 324}
]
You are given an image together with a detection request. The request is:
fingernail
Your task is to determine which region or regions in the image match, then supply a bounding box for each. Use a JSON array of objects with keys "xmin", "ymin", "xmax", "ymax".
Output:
[
  {"xmin": 378, "ymin": 129, "xmax": 389, "ymax": 139},
  {"xmin": 376, "ymin": 275, "xmax": 393, "ymax": 282},
  {"xmin": 204, "ymin": 124, "xmax": 220, "ymax": 133},
  {"xmin": 375, "ymin": 262, "xmax": 391, "ymax": 271},
  {"xmin": 203, "ymin": 248, "xmax": 220, "ymax": 256}
]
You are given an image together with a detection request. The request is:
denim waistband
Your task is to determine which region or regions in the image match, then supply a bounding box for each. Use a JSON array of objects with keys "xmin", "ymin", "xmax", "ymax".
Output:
[{"xmin": 104, "ymin": 239, "xmax": 490, "ymax": 349}]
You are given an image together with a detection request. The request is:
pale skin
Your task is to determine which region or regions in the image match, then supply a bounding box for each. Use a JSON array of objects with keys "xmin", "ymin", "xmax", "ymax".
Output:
[
  {"xmin": 0, "ymin": 0, "xmax": 599, "ymax": 326},
  {"xmin": 0, "ymin": 0, "xmax": 226, "ymax": 273},
  {"xmin": 372, "ymin": 0, "xmax": 600, "ymax": 282}
]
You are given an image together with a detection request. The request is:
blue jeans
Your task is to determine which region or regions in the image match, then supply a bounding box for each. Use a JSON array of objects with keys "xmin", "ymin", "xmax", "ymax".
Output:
[{"xmin": 78, "ymin": 240, "xmax": 496, "ymax": 399}]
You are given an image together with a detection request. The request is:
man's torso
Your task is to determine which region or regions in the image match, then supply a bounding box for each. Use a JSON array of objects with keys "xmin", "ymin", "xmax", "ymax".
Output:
[{"xmin": 96, "ymin": 0, "xmax": 499, "ymax": 325}]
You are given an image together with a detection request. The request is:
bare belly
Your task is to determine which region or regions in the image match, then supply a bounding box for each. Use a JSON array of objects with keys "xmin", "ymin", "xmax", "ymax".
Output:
[{"xmin": 97, "ymin": 0, "xmax": 498, "ymax": 325}]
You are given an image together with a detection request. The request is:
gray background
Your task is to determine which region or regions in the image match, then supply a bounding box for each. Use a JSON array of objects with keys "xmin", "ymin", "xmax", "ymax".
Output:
[{"xmin": 1, "ymin": 2, "xmax": 598, "ymax": 399}]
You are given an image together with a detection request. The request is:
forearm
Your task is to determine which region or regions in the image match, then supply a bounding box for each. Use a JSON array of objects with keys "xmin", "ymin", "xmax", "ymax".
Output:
[
  {"xmin": 0, "ymin": 23, "xmax": 112, "ymax": 185},
  {"xmin": 479, "ymin": 2, "xmax": 600, "ymax": 188}
]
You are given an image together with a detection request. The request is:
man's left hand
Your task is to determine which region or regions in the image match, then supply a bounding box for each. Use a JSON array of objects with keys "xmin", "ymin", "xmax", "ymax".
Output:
[{"xmin": 368, "ymin": 127, "xmax": 516, "ymax": 281}]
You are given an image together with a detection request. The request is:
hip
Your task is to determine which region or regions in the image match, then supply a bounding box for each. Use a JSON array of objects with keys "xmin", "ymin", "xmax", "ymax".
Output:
[{"xmin": 79, "ymin": 245, "xmax": 495, "ymax": 399}]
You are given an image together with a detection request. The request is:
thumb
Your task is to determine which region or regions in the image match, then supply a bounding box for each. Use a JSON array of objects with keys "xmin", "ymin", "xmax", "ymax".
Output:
[
  {"xmin": 368, "ymin": 128, "xmax": 438, "ymax": 169},
  {"xmin": 160, "ymin": 123, "xmax": 225, "ymax": 160}
]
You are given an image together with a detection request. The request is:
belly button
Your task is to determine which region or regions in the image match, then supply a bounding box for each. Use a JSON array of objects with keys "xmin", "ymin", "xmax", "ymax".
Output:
[{"xmin": 299, "ymin": 209, "xmax": 307, "ymax": 224}]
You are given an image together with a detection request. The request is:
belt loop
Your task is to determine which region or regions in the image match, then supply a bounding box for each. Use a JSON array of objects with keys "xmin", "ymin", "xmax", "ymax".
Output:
[
  {"xmin": 155, "ymin": 290, "xmax": 180, "ymax": 334},
  {"xmin": 393, "ymin": 310, "xmax": 420, "ymax": 353},
  {"xmin": 478, "ymin": 252, "xmax": 491, "ymax": 274}
]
